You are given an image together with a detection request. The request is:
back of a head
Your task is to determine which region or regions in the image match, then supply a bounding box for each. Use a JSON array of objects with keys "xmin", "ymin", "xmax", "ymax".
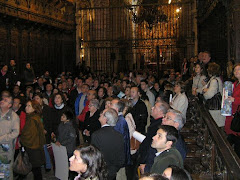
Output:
[
  {"xmin": 115, "ymin": 99, "xmax": 125, "ymax": 113},
  {"xmin": 105, "ymin": 108, "xmax": 118, "ymax": 126},
  {"xmin": 158, "ymin": 102, "xmax": 170, "ymax": 115},
  {"xmin": 170, "ymin": 165, "xmax": 192, "ymax": 180},
  {"xmin": 140, "ymin": 173, "xmax": 168, "ymax": 180}
]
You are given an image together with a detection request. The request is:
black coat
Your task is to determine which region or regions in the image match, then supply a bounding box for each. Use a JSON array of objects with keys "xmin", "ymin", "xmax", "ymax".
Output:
[
  {"xmin": 130, "ymin": 98, "xmax": 148, "ymax": 134},
  {"xmin": 52, "ymin": 105, "xmax": 72, "ymax": 136},
  {"xmin": 83, "ymin": 110, "xmax": 101, "ymax": 143},
  {"xmin": 0, "ymin": 72, "xmax": 8, "ymax": 93},
  {"xmin": 69, "ymin": 88, "xmax": 79, "ymax": 112},
  {"xmin": 8, "ymin": 65, "xmax": 19, "ymax": 88},
  {"xmin": 91, "ymin": 126, "xmax": 125, "ymax": 179},
  {"xmin": 139, "ymin": 117, "xmax": 163, "ymax": 163},
  {"xmin": 23, "ymin": 68, "xmax": 35, "ymax": 85},
  {"xmin": 42, "ymin": 104, "xmax": 54, "ymax": 143}
]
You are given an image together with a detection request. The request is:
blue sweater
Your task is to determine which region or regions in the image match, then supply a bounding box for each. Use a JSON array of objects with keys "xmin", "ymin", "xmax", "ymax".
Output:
[{"xmin": 114, "ymin": 115, "xmax": 131, "ymax": 166}]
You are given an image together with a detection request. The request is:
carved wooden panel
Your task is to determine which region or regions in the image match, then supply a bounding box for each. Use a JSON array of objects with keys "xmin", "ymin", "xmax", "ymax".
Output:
[
  {"xmin": 21, "ymin": 29, "xmax": 29, "ymax": 66},
  {"xmin": 0, "ymin": 23, "xmax": 8, "ymax": 65},
  {"xmin": 187, "ymin": 96, "xmax": 240, "ymax": 179},
  {"xmin": 198, "ymin": 2, "xmax": 227, "ymax": 67},
  {"xmin": 10, "ymin": 27, "xmax": 19, "ymax": 62}
]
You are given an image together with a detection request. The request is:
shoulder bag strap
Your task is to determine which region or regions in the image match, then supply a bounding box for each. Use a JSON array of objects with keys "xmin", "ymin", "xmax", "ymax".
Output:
[{"xmin": 237, "ymin": 105, "xmax": 240, "ymax": 112}]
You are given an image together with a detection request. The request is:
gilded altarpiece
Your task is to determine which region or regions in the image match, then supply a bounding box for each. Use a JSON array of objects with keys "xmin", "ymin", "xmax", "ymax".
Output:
[{"xmin": 77, "ymin": 0, "xmax": 195, "ymax": 72}]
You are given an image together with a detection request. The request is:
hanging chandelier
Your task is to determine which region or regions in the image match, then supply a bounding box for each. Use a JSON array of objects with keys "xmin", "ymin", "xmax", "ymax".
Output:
[{"xmin": 131, "ymin": 0, "xmax": 168, "ymax": 29}]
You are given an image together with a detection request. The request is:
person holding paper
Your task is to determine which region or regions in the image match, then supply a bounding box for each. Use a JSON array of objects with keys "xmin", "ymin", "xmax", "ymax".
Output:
[
  {"xmin": 226, "ymin": 63, "xmax": 240, "ymax": 134},
  {"xmin": 139, "ymin": 101, "xmax": 169, "ymax": 174},
  {"xmin": 139, "ymin": 101, "xmax": 170, "ymax": 163},
  {"xmin": 139, "ymin": 109, "xmax": 187, "ymax": 174}
]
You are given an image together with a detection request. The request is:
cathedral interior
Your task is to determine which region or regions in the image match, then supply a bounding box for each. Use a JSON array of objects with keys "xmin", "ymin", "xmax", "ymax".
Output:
[
  {"xmin": 1, "ymin": 0, "xmax": 240, "ymax": 179},
  {"xmin": 1, "ymin": 0, "xmax": 236, "ymax": 75}
]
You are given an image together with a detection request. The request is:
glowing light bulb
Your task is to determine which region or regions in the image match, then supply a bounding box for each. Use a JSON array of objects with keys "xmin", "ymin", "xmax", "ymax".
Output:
[
  {"xmin": 176, "ymin": 8, "xmax": 180, "ymax": 13},
  {"xmin": 168, "ymin": 0, "xmax": 171, "ymax": 4}
]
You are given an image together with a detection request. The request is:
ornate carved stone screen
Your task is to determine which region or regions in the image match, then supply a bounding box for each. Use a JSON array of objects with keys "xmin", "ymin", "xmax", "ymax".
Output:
[{"xmin": 76, "ymin": 0, "xmax": 195, "ymax": 73}]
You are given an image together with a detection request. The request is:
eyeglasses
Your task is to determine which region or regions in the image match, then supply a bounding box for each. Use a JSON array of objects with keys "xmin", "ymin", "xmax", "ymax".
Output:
[
  {"xmin": 100, "ymin": 112, "xmax": 106, "ymax": 117},
  {"xmin": 163, "ymin": 115, "xmax": 173, "ymax": 121}
]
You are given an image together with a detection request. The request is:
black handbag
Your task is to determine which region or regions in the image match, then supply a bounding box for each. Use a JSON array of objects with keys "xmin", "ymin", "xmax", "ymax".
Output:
[
  {"xmin": 205, "ymin": 78, "xmax": 222, "ymax": 110},
  {"xmin": 13, "ymin": 148, "xmax": 32, "ymax": 175},
  {"xmin": 231, "ymin": 105, "xmax": 240, "ymax": 132}
]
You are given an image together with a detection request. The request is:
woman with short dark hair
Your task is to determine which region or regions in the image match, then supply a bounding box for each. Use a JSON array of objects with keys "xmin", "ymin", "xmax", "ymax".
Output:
[
  {"xmin": 69, "ymin": 145, "xmax": 108, "ymax": 180},
  {"xmin": 170, "ymin": 81, "xmax": 188, "ymax": 120},
  {"xmin": 52, "ymin": 92, "xmax": 73, "ymax": 138}
]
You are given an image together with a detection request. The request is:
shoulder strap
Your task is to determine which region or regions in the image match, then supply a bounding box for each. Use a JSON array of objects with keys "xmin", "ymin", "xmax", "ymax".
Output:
[
  {"xmin": 208, "ymin": 78, "xmax": 219, "ymax": 92},
  {"xmin": 237, "ymin": 105, "xmax": 240, "ymax": 112}
]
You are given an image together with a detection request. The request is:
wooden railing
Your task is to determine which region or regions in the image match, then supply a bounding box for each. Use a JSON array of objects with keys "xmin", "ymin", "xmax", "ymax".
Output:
[{"xmin": 186, "ymin": 97, "xmax": 240, "ymax": 180}]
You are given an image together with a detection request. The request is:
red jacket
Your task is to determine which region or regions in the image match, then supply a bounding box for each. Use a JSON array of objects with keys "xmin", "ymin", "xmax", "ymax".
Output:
[
  {"xmin": 78, "ymin": 101, "xmax": 89, "ymax": 122},
  {"xmin": 15, "ymin": 111, "xmax": 26, "ymax": 149}
]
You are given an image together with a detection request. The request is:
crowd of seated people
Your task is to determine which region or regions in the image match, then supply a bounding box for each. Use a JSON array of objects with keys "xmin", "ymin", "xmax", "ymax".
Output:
[{"xmin": 0, "ymin": 52, "xmax": 239, "ymax": 180}]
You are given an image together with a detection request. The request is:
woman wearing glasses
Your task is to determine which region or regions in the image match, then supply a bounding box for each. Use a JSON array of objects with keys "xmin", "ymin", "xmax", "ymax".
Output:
[{"xmin": 82, "ymin": 99, "xmax": 101, "ymax": 143}]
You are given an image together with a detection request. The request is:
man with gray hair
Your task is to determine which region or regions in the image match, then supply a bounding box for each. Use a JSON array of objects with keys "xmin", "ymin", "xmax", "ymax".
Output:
[
  {"xmin": 138, "ymin": 101, "xmax": 170, "ymax": 173},
  {"xmin": 91, "ymin": 108, "xmax": 125, "ymax": 180},
  {"xmin": 0, "ymin": 96, "xmax": 20, "ymax": 179},
  {"xmin": 111, "ymin": 99, "xmax": 131, "ymax": 180},
  {"xmin": 139, "ymin": 108, "xmax": 187, "ymax": 174}
]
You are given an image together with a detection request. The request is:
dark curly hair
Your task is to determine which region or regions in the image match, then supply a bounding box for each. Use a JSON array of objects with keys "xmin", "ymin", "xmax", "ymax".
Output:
[{"xmin": 76, "ymin": 145, "xmax": 108, "ymax": 180}]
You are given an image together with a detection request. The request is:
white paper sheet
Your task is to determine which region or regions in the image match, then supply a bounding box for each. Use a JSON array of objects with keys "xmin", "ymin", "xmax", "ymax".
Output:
[
  {"xmin": 132, "ymin": 131, "xmax": 146, "ymax": 143},
  {"xmin": 169, "ymin": 94, "xmax": 173, "ymax": 103},
  {"xmin": 51, "ymin": 143, "xmax": 69, "ymax": 180}
]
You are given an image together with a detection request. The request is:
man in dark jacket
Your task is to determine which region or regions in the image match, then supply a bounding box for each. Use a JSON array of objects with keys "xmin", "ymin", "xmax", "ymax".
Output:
[
  {"xmin": 130, "ymin": 87, "xmax": 148, "ymax": 134},
  {"xmin": 140, "ymin": 109, "xmax": 187, "ymax": 173},
  {"xmin": 139, "ymin": 101, "xmax": 169, "ymax": 163},
  {"xmin": 150, "ymin": 125, "xmax": 183, "ymax": 174},
  {"xmin": 91, "ymin": 108, "xmax": 125, "ymax": 180},
  {"xmin": 8, "ymin": 60, "xmax": 19, "ymax": 90}
]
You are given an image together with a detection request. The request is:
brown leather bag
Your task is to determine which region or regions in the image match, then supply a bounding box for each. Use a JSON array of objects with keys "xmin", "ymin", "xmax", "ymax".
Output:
[{"xmin": 130, "ymin": 137, "xmax": 141, "ymax": 150}]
